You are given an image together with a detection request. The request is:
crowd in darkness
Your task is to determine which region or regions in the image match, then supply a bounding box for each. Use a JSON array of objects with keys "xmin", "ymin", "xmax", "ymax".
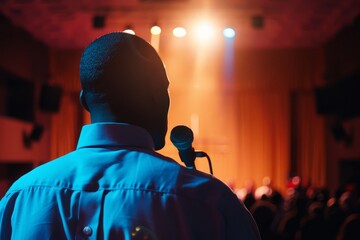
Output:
[{"xmin": 230, "ymin": 177, "xmax": 360, "ymax": 240}]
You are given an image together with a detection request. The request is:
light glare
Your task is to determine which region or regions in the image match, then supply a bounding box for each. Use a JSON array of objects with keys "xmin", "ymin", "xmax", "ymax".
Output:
[
  {"xmin": 123, "ymin": 29, "xmax": 135, "ymax": 35},
  {"xmin": 195, "ymin": 23, "xmax": 215, "ymax": 41},
  {"xmin": 173, "ymin": 27, "xmax": 187, "ymax": 38},
  {"xmin": 223, "ymin": 27, "xmax": 236, "ymax": 38},
  {"xmin": 151, "ymin": 26, "xmax": 161, "ymax": 35}
]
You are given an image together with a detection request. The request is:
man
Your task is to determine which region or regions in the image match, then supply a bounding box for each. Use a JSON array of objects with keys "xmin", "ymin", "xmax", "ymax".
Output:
[{"xmin": 0, "ymin": 32, "xmax": 260, "ymax": 239}]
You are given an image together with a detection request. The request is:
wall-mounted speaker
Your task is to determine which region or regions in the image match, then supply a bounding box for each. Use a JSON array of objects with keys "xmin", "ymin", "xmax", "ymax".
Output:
[
  {"xmin": 1, "ymin": 73, "xmax": 35, "ymax": 122},
  {"xmin": 314, "ymin": 74, "xmax": 360, "ymax": 119},
  {"xmin": 39, "ymin": 84, "xmax": 63, "ymax": 113},
  {"xmin": 252, "ymin": 15, "xmax": 264, "ymax": 29},
  {"xmin": 314, "ymin": 86, "xmax": 336, "ymax": 115},
  {"xmin": 23, "ymin": 123, "xmax": 44, "ymax": 148},
  {"xmin": 93, "ymin": 15, "xmax": 105, "ymax": 29}
]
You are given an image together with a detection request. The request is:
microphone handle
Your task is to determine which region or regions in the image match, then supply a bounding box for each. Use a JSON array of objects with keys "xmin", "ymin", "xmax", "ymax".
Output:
[{"xmin": 178, "ymin": 147, "xmax": 196, "ymax": 169}]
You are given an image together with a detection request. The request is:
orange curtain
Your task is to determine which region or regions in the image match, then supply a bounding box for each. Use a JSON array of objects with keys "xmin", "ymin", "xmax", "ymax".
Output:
[
  {"xmin": 49, "ymin": 49, "xmax": 82, "ymax": 159},
  {"xmin": 232, "ymin": 91, "xmax": 290, "ymax": 193},
  {"xmin": 292, "ymin": 91, "xmax": 326, "ymax": 187}
]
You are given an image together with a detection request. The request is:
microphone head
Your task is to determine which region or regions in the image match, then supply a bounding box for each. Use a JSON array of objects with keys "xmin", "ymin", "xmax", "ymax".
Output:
[{"xmin": 170, "ymin": 125, "xmax": 194, "ymax": 150}]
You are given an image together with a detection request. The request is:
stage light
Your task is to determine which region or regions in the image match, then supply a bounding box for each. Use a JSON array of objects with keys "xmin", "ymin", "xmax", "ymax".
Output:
[
  {"xmin": 123, "ymin": 25, "xmax": 135, "ymax": 35},
  {"xmin": 223, "ymin": 27, "xmax": 235, "ymax": 38},
  {"xmin": 173, "ymin": 27, "xmax": 187, "ymax": 38},
  {"xmin": 123, "ymin": 29, "xmax": 135, "ymax": 35},
  {"xmin": 151, "ymin": 25, "xmax": 161, "ymax": 35},
  {"xmin": 195, "ymin": 22, "xmax": 215, "ymax": 42}
]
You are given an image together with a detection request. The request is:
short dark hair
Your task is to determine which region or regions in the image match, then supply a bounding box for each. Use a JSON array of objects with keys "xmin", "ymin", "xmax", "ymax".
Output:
[{"xmin": 80, "ymin": 32, "xmax": 168, "ymax": 107}]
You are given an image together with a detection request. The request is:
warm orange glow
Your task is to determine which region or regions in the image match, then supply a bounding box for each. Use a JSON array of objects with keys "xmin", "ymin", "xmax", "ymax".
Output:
[
  {"xmin": 172, "ymin": 27, "xmax": 187, "ymax": 38},
  {"xmin": 157, "ymin": 46, "xmax": 326, "ymax": 195},
  {"xmin": 150, "ymin": 26, "xmax": 161, "ymax": 35},
  {"xmin": 150, "ymin": 35, "xmax": 160, "ymax": 52},
  {"xmin": 194, "ymin": 22, "xmax": 215, "ymax": 42}
]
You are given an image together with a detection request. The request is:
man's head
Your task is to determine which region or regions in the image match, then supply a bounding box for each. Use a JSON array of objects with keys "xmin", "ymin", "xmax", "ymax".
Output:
[{"xmin": 79, "ymin": 32, "xmax": 170, "ymax": 150}]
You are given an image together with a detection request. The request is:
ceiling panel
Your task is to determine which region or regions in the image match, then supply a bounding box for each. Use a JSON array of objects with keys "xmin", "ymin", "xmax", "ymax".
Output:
[{"xmin": 0, "ymin": 0, "xmax": 359, "ymax": 49}]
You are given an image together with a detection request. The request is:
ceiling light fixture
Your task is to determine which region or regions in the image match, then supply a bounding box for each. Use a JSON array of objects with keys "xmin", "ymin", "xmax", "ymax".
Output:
[
  {"xmin": 173, "ymin": 27, "xmax": 187, "ymax": 38},
  {"xmin": 123, "ymin": 25, "xmax": 135, "ymax": 35},
  {"xmin": 223, "ymin": 27, "xmax": 236, "ymax": 38},
  {"xmin": 151, "ymin": 25, "xmax": 162, "ymax": 35}
]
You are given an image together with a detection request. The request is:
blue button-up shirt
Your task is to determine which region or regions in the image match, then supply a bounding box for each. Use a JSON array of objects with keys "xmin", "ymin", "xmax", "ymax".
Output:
[{"xmin": 0, "ymin": 123, "xmax": 260, "ymax": 239}]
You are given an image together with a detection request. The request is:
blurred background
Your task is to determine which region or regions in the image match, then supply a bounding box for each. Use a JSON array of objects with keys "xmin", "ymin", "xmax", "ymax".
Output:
[{"xmin": 0, "ymin": 0, "xmax": 360, "ymax": 200}]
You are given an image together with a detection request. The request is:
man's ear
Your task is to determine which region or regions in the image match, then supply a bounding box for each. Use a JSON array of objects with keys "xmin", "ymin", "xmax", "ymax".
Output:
[{"xmin": 79, "ymin": 90, "xmax": 89, "ymax": 111}]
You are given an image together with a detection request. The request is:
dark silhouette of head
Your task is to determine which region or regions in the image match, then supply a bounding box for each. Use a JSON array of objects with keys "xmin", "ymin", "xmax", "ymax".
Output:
[{"xmin": 79, "ymin": 32, "xmax": 169, "ymax": 150}]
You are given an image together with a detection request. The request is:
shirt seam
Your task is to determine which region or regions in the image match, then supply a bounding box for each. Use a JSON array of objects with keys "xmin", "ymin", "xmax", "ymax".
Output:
[{"xmin": 7, "ymin": 184, "xmax": 177, "ymax": 195}]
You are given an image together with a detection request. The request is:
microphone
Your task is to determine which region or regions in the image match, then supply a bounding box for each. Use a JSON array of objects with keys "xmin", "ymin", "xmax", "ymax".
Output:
[{"xmin": 170, "ymin": 125, "xmax": 196, "ymax": 169}]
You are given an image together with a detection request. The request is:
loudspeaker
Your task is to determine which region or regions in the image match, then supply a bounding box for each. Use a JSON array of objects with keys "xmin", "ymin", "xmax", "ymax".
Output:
[
  {"xmin": 252, "ymin": 15, "xmax": 264, "ymax": 29},
  {"xmin": 336, "ymin": 76, "xmax": 360, "ymax": 119},
  {"xmin": 23, "ymin": 123, "xmax": 44, "ymax": 148},
  {"xmin": 5, "ymin": 75, "xmax": 35, "ymax": 121},
  {"xmin": 39, "ymin": 84, "xmax": 63, "ymax": 112},
  {"xmin": 314, "ymin": 86, "xmax": 336, "ymax": 115},
  {"xmin": 331, "ymin": 121, "xmax": 353, "ymax": 145},
  {"xmin": 314, "ymin": 74, "xmax": 360, "ymax": 119},
  {"xmin": 29, "ymin": 124, "xmax": 44, "ymax": 141},
  {"xmin": 93, "ymin": 15, "xmax": 105, "ymax": 28}
]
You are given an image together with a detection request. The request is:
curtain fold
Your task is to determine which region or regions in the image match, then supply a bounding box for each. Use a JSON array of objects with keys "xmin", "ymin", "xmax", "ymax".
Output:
[
  {"xmin": 49, "ymin": 49, "xmax": 82, "ymax": 159},
  {"xmin": 233, "ymin": 91, "xmax": 290, "ymax": 193},
  {"xmin": 292, "ymin": 91, "xmax": 326, "ymax": 187}
]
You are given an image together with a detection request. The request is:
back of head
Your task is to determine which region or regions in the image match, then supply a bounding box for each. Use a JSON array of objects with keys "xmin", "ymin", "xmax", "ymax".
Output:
[{"xmin": 80, "ymin": 32, "xmax": 169, "ymax": 150}]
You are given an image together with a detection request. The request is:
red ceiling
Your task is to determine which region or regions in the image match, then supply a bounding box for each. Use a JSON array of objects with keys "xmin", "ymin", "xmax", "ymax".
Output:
[{"xmin": 0, "ymin": 0, "xmax": 359, "ymax": 49}]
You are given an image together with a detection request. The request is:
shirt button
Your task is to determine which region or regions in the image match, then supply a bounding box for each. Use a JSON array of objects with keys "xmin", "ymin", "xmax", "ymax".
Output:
[{"xmin": 83, "ymin": 226, "xmax": 92, "ymax": 236}]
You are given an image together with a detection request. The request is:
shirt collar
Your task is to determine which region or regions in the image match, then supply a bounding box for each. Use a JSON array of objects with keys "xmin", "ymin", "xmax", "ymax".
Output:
[{"xmin": 76, "ymin": 122, "xmax": 155, "ymax": 150}]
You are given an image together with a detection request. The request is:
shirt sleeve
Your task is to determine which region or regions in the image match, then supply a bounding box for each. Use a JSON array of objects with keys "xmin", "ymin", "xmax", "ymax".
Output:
[{"xmin": 0, "ymin": 192, "xmax": 17, "ymax": 239}]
